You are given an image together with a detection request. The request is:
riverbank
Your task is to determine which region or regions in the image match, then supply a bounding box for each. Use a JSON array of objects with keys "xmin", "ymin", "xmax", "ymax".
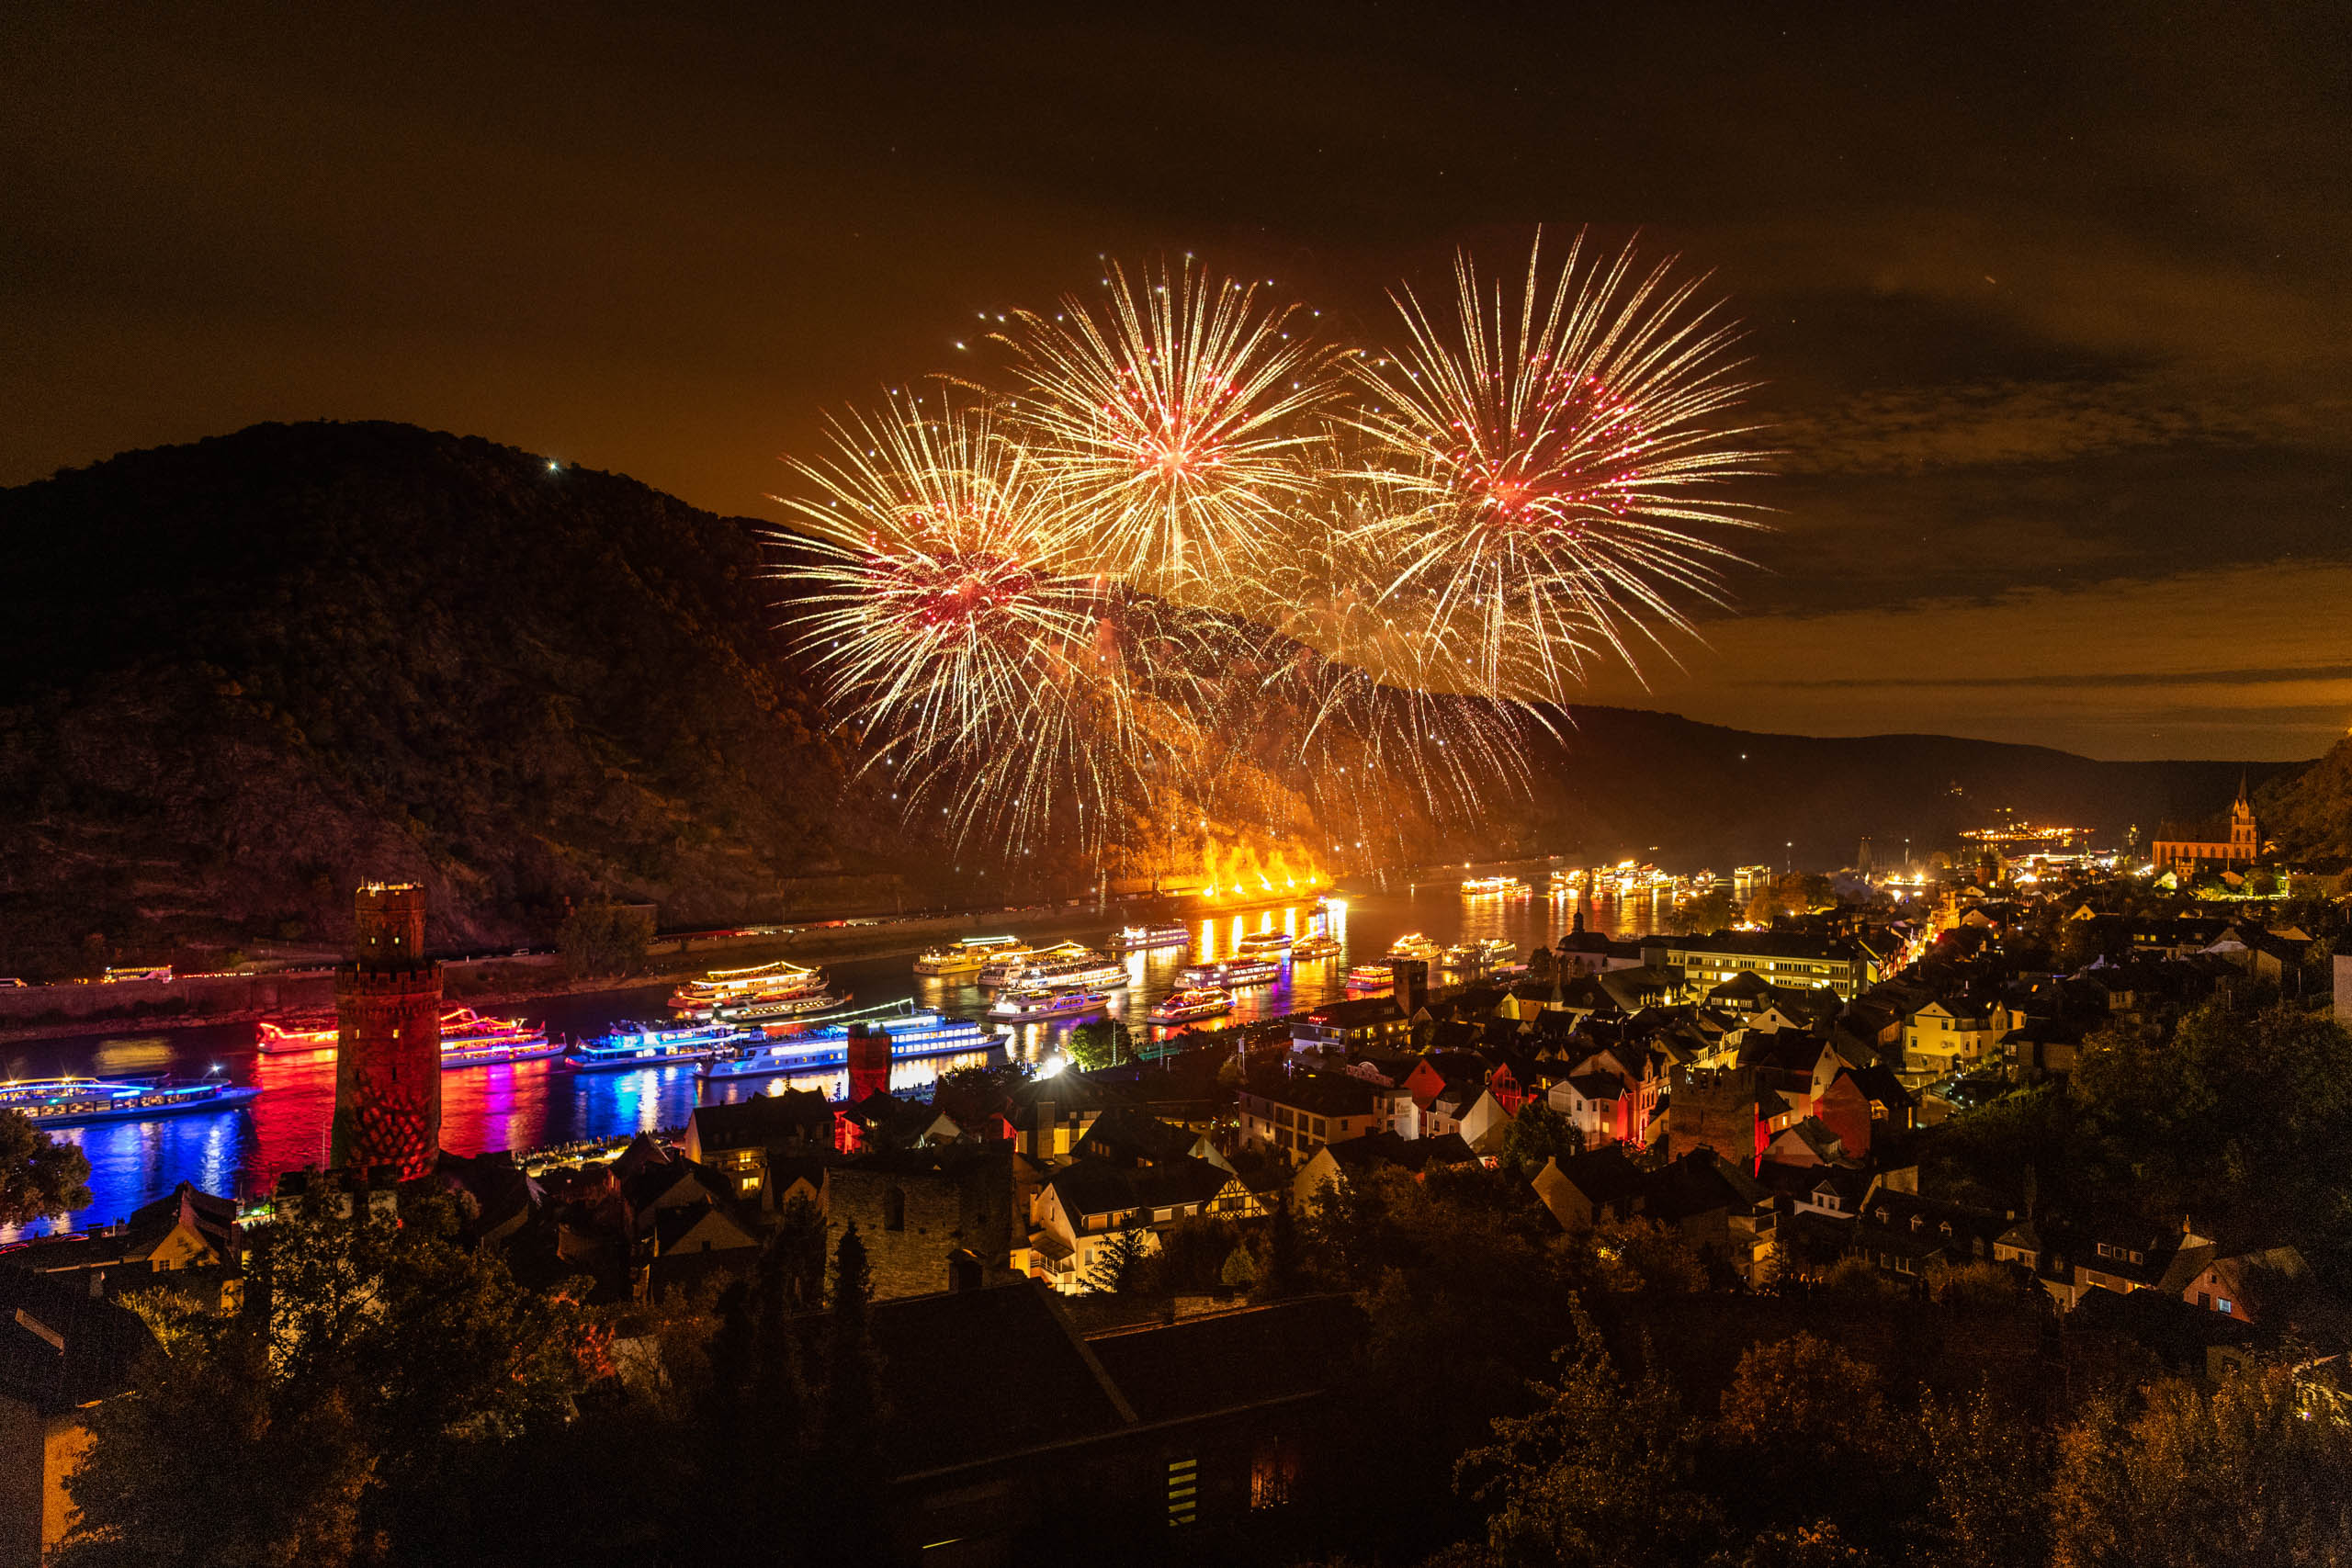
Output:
[{"xmin": 0, "ymin": 888, "xmax": 1312, "ymax": 1045}]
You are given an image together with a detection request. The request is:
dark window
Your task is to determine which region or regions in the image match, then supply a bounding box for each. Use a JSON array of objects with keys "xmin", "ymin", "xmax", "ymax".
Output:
[{"xmin": 884, "ymin": 1187, "xmax": 906, "ymax": 1232}]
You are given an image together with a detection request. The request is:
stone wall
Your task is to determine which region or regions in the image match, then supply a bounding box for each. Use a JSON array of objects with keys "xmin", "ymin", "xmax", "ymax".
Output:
[{"xmin": 827, "ymin": 1151, "xmax": 1014, "ymax": 1302}]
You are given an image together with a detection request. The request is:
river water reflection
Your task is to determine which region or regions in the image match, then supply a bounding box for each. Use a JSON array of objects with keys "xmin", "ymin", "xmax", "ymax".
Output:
[{"xmin": 2, "ymin": 874, "xmax": 1672, "ymax": 1233}]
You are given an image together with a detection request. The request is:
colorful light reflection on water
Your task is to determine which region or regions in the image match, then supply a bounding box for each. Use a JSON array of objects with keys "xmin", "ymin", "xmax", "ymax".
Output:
[{"xmin": 4, "ymin": 874, "xmax": 1668, "ymax": 1234}]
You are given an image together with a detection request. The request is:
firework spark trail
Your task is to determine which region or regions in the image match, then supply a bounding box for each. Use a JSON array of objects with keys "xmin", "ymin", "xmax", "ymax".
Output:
[
  {"xmin": 768, "ymin": 241, "xmax": 1767, "ymax": 855},
  {"xmin": 1346, "ymin": 231, "xmax": 1770, "ymax": 705},
  {"xmin": 997, "ymin": 258, "xmax": 1342, "ymax": 601},
  {"xmin": 770, "ymin": 390, "xmax": 1166, "ymax": 848}
]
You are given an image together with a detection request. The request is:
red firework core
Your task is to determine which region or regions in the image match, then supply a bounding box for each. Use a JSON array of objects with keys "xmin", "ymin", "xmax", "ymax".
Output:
[
  {"xmin": 889, "ymin": 551, "xmax": 1038, "ymax": 631},
  {"xmin": 1450, "ymin": 375, "xmax": 1645, "ymax": 532}
]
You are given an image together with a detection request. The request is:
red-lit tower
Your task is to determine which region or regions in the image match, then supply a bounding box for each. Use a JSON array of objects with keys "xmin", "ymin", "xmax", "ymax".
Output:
[
  {"xmin": 331, "ymin": 882, "xmax": 443, "ymax": 1178},
  {"xmin": 846, "ymin": 1022, "xmax": 894, "ymax": 1105}
]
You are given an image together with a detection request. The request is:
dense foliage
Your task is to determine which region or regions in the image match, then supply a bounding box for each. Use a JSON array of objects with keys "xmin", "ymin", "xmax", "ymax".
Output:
[
  {"xmin": 0, "ymin": 1105, "xmax": 92, "ymax": 1226},
  {"xmin": 0, "ymin": 422, "xmax": 912, "ymax": 976}
]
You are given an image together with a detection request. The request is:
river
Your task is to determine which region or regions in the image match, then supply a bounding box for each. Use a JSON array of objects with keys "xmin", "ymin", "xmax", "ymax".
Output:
[{"xmin": 2, "ymin": 874, "xmax": 1672, "ymax": 1235}]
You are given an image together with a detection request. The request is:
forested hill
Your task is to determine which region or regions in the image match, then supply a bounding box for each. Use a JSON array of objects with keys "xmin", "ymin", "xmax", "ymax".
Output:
[
  {"xmin": 0, "ymin": 421, "xmax": 924, "ymax": 975},
  {"xmin": 1512, "ymin": 708, "xmax": 2307, "ymax": 874},
  {"xmin": 0, "ymin": 421, "xmax": 2319, "ymax": 976},
  {"xmin": 2258, "ymin": 735, "xmax": 2352, "ymax": 865}
]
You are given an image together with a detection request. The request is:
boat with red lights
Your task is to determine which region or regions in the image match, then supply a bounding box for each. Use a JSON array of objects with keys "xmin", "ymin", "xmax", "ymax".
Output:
[
  {"xmin": 1344, "ymin": 964, "xmax": 1395, "ymax": 990},
  {"xmin": 987, "ymin": 988, "xmax": 1110, "ymax": 1022},
  {"xmin": 1148, "ymin": 987, "xmax": 1234, "ymax": 1024},
  {"xmin": 259, "ymin": 1007, "xmax": 560, "ymax": 1068}
]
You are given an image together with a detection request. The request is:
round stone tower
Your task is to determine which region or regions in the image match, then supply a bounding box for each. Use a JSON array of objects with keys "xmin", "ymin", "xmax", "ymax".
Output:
[
  {"xmin": 846, "ymin": 1022, "xmax": 893, "ymax": 1104},
  {"xmin": 331, "ymin": 882, "xmax": 443, "ymax": 1178}
]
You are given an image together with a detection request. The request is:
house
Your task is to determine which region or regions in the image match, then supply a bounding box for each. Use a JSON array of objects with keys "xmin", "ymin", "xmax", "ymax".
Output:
[
  {"xmin": 1422, "ymin": 1081, "xmax": 1509, "ymax": 1153},
  {"xmin": 1992, "ymin": 1213, "xmax": 2215, "ymax": 1311},
  {"xmin": 1529, "ymin": 1145, "xmax": 1648, "ymax": 1230},
  {"xmin": 1645, "ymin": 932, "xmax": 1879, "ymax": 999},
  {"xmin": 1850, "ymin": 1187, "xmax": 2014, "ymax": 1282},
  {"xmin": 3, "ymin": 1183, "xmax": 239, "ymax": 1303},
  {"xmin": 683, "ymin": 1089, "xmax": 836, "ymax": 1202},
  {"xmin": 1288, "ymin": 995, "xmax": 1408, "ymax": 1053},
  {"xmin": 1896, "ymin": 997, "xmax": 2009, "ymax": 1081},
  {"xmin": 1641, "ymin": 1151, "xmax": 1778, "ymax": 1286},
  {"xmin": 802, "ymin": 1282, "xmax": 1357, "ymax": 1559},
  {"xmin": 1293, "ymin": 1131, "xmax": 1476, "ymax": 1207},
  {"xmin": 0, "ymin": 1263, "xmax": 158, "ymax": 1566},
  {"xmin": 1235, "ymin": 1071, "xmax": 1409, "ymax": 1166},
  {"xmin": 1024, "ymin": 1156, "xmax": 1256, "ymax": 1292},
  {"xmin": 2180, "ymin": 1246, "xmax": 2309, "ymax": 1324}
]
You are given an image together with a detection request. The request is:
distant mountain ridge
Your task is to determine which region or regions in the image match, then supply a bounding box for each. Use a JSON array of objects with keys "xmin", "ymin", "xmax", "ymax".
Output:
[{"xmin": 0, "ymin": 421, "xmax": 2324, "ymax": 976}]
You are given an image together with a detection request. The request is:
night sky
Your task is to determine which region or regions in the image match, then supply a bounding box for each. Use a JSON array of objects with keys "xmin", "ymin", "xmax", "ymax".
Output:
[{"xmin": 6, "ymin": 4, "xmax": 2346, "ymax": 761}]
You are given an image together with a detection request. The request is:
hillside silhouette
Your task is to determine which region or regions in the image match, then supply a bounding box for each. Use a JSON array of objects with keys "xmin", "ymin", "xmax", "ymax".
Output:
[{"xmin": 0, "ymin": 421, "xmax": 2320, "ymax": 976}]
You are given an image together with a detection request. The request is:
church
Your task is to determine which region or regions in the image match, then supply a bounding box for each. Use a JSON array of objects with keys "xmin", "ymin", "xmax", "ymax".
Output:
[{"xmin": 2151, "ymin": 778, "xmax": 2260, "ymax": 871}]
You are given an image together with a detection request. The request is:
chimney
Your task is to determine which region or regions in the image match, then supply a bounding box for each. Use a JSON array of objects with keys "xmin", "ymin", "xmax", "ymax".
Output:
[{"xmin": 1033, "ymin": 1097, "xmax": 1057, "ymax": 1162}]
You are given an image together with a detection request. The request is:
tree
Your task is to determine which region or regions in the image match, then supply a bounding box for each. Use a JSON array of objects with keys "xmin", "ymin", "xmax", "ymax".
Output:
[
  {"xmin": 1526, "ymin": 945, "xmax": 1555, "ymax": 982},
  {"xmin": 62, "ymin": 1188, "xmax": 593, "ymax": 1568},
  {"xmin": 1456, "ymin": 1307, "xmax": 1721, "ymax": 1568},
  {"xmin": 1065, "ymin": 1018, "xmax": 1130, "ymax": 1071},
  {"xmin": 1673, "ymin": 889, "xmax": 1739, "ymax": 935},
  {"xmin": 1086, "ymin": 1223, "xmax": 1149, "ymax": 1293},
  {"xmin": 557, "ymin": 899, "xmax": 655, "ymax": 978},
  {"xmin": 812, "ymin": 1224, "xmax": 888, "ymax": 1561},
  {"xmin": 1498, "ymin": 1100, "xmax": 1583, "ymax": 1180},
  {"xmin": 0, "ymin": 1106, "xmax": 92, "ymax": 1227},
  {"xmin": 1912, "ymin": 1387, "xmax": 2052, "ymax": 1568},
  {"xmin": 2050, "ymin": 1363, "xmax": 2352, "ymax": 1568}
]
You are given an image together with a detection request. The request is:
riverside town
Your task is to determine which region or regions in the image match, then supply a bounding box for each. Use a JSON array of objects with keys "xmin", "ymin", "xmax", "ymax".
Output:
[{"xmin": 3, "ymin": 6, "xmax": 2349, "ymax": 1565}]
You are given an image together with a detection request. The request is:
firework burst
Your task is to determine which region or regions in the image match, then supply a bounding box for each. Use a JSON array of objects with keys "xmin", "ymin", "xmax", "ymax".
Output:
[
  {"xmin": 1346, "ymin": 231, "xmax": 1770, "ymax": 704},
  {"xmin": 997, "ymin": 258, "xmax": 1340, "ymax": 600},
  {"xmin": 772, "ymin": 389, "xmax": 1161, "ymax": 847}
]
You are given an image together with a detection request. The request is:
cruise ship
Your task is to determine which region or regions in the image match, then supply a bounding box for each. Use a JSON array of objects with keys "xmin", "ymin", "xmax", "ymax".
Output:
[
  {"xmin": 254, "ymin": 1016, "xmax": 339, "ymax": 1055},
  {"xmin": 669, "ymin": 959, "xmax": 828, "ymax": 1016},
  {"xmin": 1290, "ymin": 932, "xmax": 1341, "ymax": 962},
  {"xmin": 1233, "ymin": 930, "xmax": 1295, "ymax": 960},
  {"xmin": 564, "ymin": 1021, "xmax": 743, "ymax": 1072},
  {"xmin": 1461, "ymin": 874, "xmax": 1532, "ymax": 896},
  {"xmin": 709, "ymin": 985, "xmax": 852, "ymax": 1024},
  {"xmin": 1, "ymin": 1075, "xmax": 260, "ymax": 1128},
  {"xmin": 1147, "ymin": 987, "xmax": 1234, "ymax": 1024},
  {"xmin": 1344, "ymin": 964, "xmax": 1395, "ymax": 990},
  {"xmin": 258, "ymin": 1007, "xmax": 561, "ymax": 1068},
  {"xmin": 1108, "ymin": 924, "xmax": 1191, "ymax": 953},
  {"xmin": 987, "ymin": 988, "xmax": 1110, "ymax": 1022},
  {"xmin": 912, "ymin": 935, "xmax": 1023, "ymax": 977},
  {"xmin": 1386, "ymin": 932, "xmax": 1443, "ymax": 962},
  {"xmin": 699, "ymin": 1010, "xmax": 992, "ymax": 1080},
  {"xmin": 1018, "ymin": 954, "xmax": 1128, "ymax": 991},
  {"xmin": 1178, "ymin": 957, "xmax": 1280, "ymax": 988},
  {"xmin": 976, "ymin": 944, "xmax": 1044, "ymax": 987},
  {"xmin": 436, "ymin": 1007, "xmax": 564, "ymax": 1067}
]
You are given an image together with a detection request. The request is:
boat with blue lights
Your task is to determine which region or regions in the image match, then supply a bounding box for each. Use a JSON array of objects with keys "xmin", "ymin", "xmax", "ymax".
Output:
[
  {"xmin": 0, "ymin": 1075, "xmax": 261, "ymax": 1128},
  {"xmin": 564, "ymin": 1021, "xmax": 744, "ymax": 1071},
  {"xmin": 698, "ymin": 1006, "xmax": 992, "ymax": 1080}
]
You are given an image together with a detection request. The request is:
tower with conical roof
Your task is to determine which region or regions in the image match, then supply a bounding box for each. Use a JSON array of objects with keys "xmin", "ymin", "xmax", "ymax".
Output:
[{"xmin": 331, "ymin": 882, "xmax": 443, "ymax": 1178}]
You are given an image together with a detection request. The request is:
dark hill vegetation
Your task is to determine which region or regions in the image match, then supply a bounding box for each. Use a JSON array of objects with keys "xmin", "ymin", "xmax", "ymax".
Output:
[
  {"xmin": 2257, "ymin": 734, "xmax": 2352, "ymax": 865},
  {"xmin": 0, "ymin": 420, "xmax": 2319, "ymax": 976},
  {"xmin": 0, "ymin": 422, "xmax": 922, "ymax": 976}
]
